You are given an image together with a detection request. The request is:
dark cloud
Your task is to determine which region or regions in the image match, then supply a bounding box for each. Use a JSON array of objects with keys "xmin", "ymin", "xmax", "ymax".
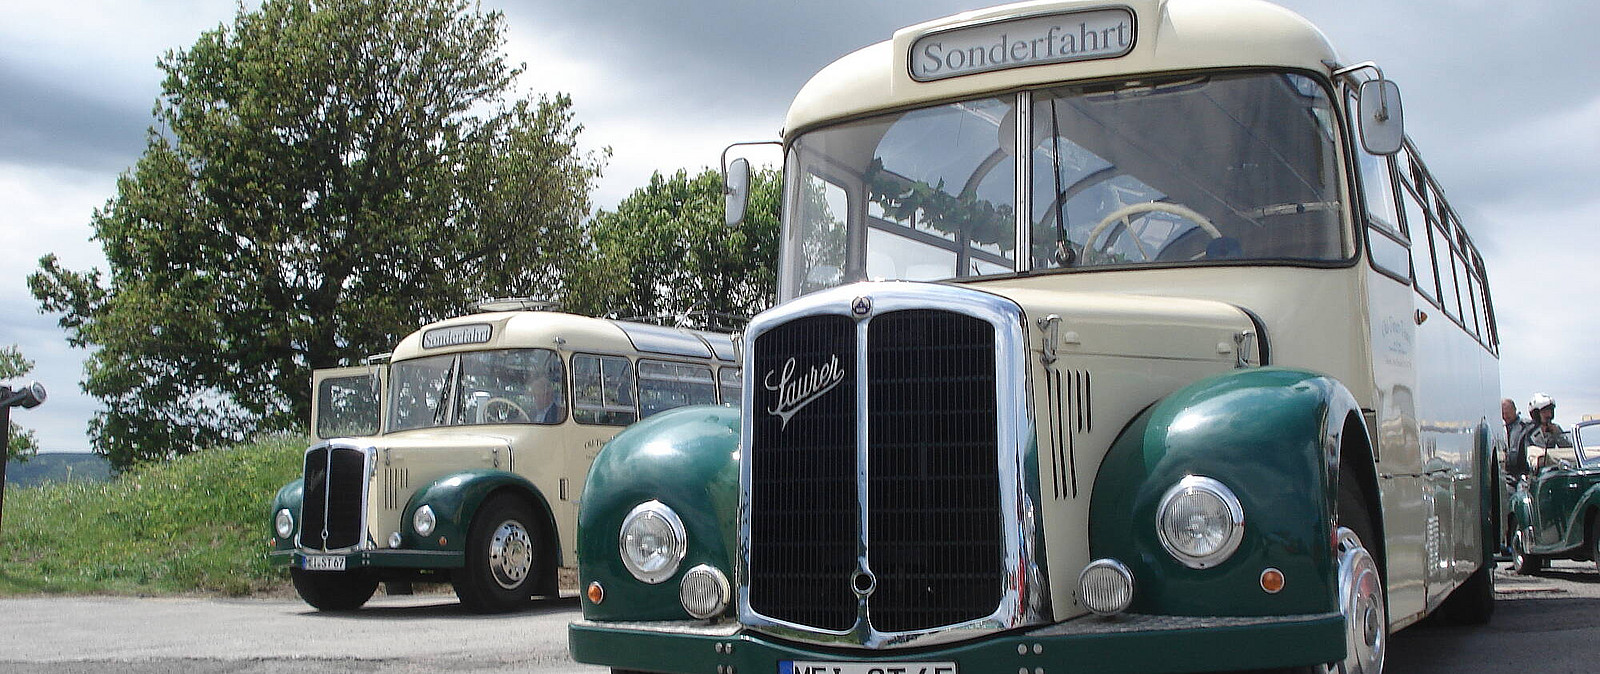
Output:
[{"xmin": 0, "ymin": 64, "xmax": 153, "ymax": 174}]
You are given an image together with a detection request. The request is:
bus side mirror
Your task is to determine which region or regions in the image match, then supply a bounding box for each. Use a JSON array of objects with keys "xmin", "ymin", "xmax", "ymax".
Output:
[
  {"xmin": 724, "ymin": 157, "xmax": 751, "ymax": 228},
  {"xmin": 1358, "ymin": 79, "xmax": 1404, "ymax": 156}
]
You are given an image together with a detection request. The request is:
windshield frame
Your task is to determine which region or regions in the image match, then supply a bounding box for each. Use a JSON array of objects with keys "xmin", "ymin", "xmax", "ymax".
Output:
[{"xmin": 777, "ymin": 67, "xmax": 1358, "ymax": 301}]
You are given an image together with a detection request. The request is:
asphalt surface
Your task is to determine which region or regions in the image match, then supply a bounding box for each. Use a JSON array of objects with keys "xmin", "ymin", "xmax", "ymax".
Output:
[{"xmin": 4, "ymin": 563, "xmax": 1600, "ymax": 673}]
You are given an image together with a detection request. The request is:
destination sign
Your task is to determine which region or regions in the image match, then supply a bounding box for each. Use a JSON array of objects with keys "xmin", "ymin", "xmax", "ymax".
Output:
[
  {"xmin": 422, "ymin": 323, "xmax": 492, "ymax": 349},
  {"xmin": 910, "ymin": 8, "xmax": 1135, "ymax": 82}
]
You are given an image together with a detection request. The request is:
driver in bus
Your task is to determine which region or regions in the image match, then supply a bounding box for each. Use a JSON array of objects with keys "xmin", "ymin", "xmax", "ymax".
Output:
[{"xmin": 525, "ymin": 359, "xmax": 565, "ymax": 424}]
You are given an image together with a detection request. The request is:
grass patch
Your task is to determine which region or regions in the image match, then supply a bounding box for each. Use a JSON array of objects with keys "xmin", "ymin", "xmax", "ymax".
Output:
[{"xmin": 0, "ymin": 435, "xmax": 306, "ymax": 597}]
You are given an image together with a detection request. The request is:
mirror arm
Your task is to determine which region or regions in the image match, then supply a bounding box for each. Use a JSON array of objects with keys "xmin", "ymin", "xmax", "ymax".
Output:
[
  {"xmin": 1330, "ymin": 61, "xmax": 1389, "ymax": 120},
  {"xmin": 720, "ymin": 140, "xmax": 783, "ymax": 193}
]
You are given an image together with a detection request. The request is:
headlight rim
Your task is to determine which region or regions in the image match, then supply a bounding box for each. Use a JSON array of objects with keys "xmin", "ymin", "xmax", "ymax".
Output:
[
  {"xmin": 1156, "ymin": 474, "xmax": 1245, "ymax": 569},
  {"xmin": 274, "ymin": 508, "xmax": 295, "ymax": 540},
  {"xmin": 412, "ymin": 504, "xmax": 437, "ymax": 537},
  {"xmin": 618, "ymin": 500, "xmax": 688, "ymax": 584}
]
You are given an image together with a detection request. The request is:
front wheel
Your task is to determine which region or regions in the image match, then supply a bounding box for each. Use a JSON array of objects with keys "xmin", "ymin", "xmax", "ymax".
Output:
[
  {"xmin": 1317, "ymin": 477, "xmax": 1387, "ymax": 674},
  {"xmin": 453, "ymin": 494, "xmax": 548, "ymax": 613},
  {"xmin": 1511, "ymin": 530, "xmax": 1546, "ymax": 575},
  {"xmin": 290, "ymin": 567, "xmax": 378, "ymax": 611}
]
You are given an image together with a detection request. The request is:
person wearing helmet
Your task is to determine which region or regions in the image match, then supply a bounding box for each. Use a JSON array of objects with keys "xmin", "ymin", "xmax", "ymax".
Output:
[{"xmin": 1526, "ymin": 393, "xmax": 1573, "ymax": 471}]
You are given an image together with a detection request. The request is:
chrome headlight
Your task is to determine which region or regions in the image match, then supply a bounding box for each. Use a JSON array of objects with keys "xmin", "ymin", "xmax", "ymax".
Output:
[
  {"xmin": 274, "ymin": 508, "xmax": 295, "ymax": 540},
  {"xmin": 619, "ymin": 500, "xmax": 687, "ymax": 584},
  {"xmin": 412, "ymin": 505, "xmax": 437, "ymax": 537},
  {"xmin": 1156, "ymin": 475, "xmax": 1244, "ymax": 569}
]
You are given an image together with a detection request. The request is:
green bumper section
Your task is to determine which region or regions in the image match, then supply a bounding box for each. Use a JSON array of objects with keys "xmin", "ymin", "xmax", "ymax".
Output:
[
  {"xmin": 569, "ymin": 612, "xmax": 1345, "ymax": 674},
  {"xmin": 268, "ymin": 548, "xmax": 464, "ymax": 569}
]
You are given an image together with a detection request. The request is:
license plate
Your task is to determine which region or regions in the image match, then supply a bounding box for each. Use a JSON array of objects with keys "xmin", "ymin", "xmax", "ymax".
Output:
[
  {"xmin": 303, "ymin": 554, "xmax": 346, "ymax": 571},
  {"xmin": 781, "ymin": 661, "xmax": 957, "ymax": 674}
]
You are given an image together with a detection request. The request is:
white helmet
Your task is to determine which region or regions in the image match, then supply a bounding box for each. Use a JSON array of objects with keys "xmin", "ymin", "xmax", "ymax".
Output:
[{"xmin": 1530, "ymin": 393, "xmax": 1556, "ymax": 411}]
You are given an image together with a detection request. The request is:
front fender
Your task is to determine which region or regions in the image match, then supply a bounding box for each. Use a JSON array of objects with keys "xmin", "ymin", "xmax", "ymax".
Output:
[
  {"xmin": 1090, "ymin": 367, "xmax": 1357, "ymax": 617},
  {"xmin": 401, "ymin": 470, "xmax": 557, "ymax": 561},
  {"xmin": 578, "ymin": 405, "xmax": 741, "ymax": 621},
  {"xmin": 270, "ymin": 479, "xmax": 304, "ymax": 552}
]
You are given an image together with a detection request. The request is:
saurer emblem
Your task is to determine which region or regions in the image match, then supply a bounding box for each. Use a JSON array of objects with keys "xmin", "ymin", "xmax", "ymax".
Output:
[{"xmin": 763, "ymin": 355, "xmax": 846, "ymax": 430}]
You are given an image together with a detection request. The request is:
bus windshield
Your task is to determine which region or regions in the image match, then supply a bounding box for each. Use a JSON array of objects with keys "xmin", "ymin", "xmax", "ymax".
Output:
[
  {"xmin": 779, "ymin": 71, "xmax": 1347, "ymax": 298},
  {"xmin": 389, "ymin": 348, "xmax": 566, "ymax": 431}
]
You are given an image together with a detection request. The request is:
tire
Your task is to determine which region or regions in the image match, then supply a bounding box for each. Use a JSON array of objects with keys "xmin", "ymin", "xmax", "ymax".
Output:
[
  {"xmin": 1590, "ymin": 516, "xmax": 1600, "ymax": 573},
  {"xmin": 290, "ymin": 567, "xmax": 378, "ymax": 611},
  {"xmin": 453, "ymin": 493, "xmax": 548, "ymax": 613},
  {"xmin": 1511, "ymin": 530, "xmax": 1545, "ymax": 575},
  {"xmin": 1319, "ymin": 475, "xmax": 1388, "ymax": 674}
]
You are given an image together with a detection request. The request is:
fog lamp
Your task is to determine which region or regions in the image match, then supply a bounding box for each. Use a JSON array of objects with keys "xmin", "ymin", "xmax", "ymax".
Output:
[
  {"xmin": 388, "ymin": 531, "xmax": 403, "ymax": 549},
  {"xmin": 274, "ymin": 508, "xmax": 295, "ymax": 539},
  {"xmin": 619, "ymin": 500, "xmax": 687, "ymax": 584},
  {"xmin": 1157, "ymin": 475, "xmax": 1244, "ymax": 569},
  {"xmin": 413, "ymin": 505, "xmax": 437, "ymax": 537},
  {"xmin": 679, "ymin": 565, "xmax": 730, "ymax": 619},
  {"xmin": 1080, "ymin": 559, "xmax": 1135, "ymax": 616}
]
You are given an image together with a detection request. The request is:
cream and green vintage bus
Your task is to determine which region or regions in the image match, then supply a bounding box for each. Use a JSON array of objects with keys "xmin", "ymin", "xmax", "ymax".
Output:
[
  {"xmin": 570, "ymin": 0, "xmax": 1502, "ymax": 672},
  {"xmin": 268, "ymin": 300, "xmax": 741, "ymax": 612}
]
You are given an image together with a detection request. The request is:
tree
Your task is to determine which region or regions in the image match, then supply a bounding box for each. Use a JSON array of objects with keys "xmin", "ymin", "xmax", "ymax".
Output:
[
  {"xmin": 2, "ymin": 345, "xmax": 40, "ymax": 463},
  {"xmin": 29, "ymin": 0, "xmax": 602, "ymax": 470},
  {"xmin": 567, "ymin": 167, "xmax": 781, "ymax": 329}
]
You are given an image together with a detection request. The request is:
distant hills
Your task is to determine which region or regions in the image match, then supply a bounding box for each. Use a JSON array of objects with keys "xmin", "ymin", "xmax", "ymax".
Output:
[{"xmin": 5, "ymin": 453, "xmax": 112, "ymax": 487}]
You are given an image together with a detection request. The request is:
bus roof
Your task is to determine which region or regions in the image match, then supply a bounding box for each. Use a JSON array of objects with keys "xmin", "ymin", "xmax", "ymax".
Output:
[
  {"xmin": 785, "ymin": 0, "xmax": 1339, "ymax": 137},
  {"xmin": 390, "ymin": 311, "xmax": 736, "ymax": 363}
]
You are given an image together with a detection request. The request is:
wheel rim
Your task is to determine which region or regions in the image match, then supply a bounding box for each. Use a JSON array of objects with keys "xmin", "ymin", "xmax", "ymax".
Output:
[
  {"xmin": 1334, "ymin": 526, "xmax": 1386, "ymax": 674},
  {"xmin": 488, "ymin": 519, "xmax": 534, "ymax": 590},
  {"xmin": 1512, "ymin": 530, "xmax": 1529, "ymax": 573}
]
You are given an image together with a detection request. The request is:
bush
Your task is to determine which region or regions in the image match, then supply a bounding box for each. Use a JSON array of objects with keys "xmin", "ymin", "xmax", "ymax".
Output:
[{"xmin": 0, "ymin": 435, "xmax": 305, "ymax": 596}]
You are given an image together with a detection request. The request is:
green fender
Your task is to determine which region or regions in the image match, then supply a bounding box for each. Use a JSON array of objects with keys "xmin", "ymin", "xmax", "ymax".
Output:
[
  {"xmin": 269, "ymin": 479, "xmax": 304, "ymax": 552},
  {"xmin": 1090, "ymin": 367, "xmax": 1363, "ymax": 617},
  {"xmin": 578, "ymin": 405, "xmax": 741, "ymax": 621},
  {"xmin": 400, "ymin": 470, "xmax": 559, "ymax": 564}
]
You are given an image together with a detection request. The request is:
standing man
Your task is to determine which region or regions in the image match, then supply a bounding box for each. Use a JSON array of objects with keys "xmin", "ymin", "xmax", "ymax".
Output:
[{"xmin": 1503, "ymin": 397, "xmax": 1534, "ymax": 480}]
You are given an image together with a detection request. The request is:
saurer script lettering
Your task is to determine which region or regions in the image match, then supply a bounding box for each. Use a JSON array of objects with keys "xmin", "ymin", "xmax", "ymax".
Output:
[{"xmin": 764, "ymin": 355, "xmax": 846, "ymax": 430}]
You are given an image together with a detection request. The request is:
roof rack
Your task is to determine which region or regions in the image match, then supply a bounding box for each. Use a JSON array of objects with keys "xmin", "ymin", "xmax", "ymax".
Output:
[
  {"xmin": 615, "ymin": 310, "xmax": 749, "ymax": 333},
  {"xmin": 471, "ymin": 297, "xmax": 561, "ymax": 314}
]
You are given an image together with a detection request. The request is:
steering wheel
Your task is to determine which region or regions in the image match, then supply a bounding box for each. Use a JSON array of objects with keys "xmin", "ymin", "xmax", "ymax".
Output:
[
  {"xmin": 1082, "ymin": 202, "xmax": 1222, "ymax": 262},
  {"xmin": 482, "ymin": 397, "xmax": 530, "ymax": 424}
]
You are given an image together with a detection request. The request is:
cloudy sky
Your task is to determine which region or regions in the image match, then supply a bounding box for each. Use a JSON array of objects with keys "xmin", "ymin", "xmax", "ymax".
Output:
[{"xmin": 2, "ymin": 0, "xmax": 1597, "ymax": 453}]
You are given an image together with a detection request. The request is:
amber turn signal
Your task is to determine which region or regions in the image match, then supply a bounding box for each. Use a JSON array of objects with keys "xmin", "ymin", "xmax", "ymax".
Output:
[
  {"xmin": 1260, "ymin": 567, "xmax": 1285, "ymax": 594},
  {"xmin": 587, "ymin": 581, "xmax": 605, "ymax": 604}
]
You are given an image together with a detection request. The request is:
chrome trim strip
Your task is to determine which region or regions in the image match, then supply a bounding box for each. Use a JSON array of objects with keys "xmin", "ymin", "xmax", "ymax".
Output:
[{"xmin": 738, "ymin": 281, "xmax": 1046, "ymax": 649}]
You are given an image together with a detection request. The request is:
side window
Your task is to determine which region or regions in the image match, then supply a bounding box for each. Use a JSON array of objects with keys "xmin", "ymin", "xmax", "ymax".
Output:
[
  {"xmin": 1400, "ymin": 182, "xmax": 1438, "ymax": 302},
  {"xmin": 1431, "ymin": 222, "xmax": 1460, "ymax": 320},
  {"xmin": 1454, "ymin": 249, "xmax": 1480, "ymax": 337},
  {"xmin": 572, "ymin": 354, "xmax": 638, "ymax": 426},
  {"xmin": 1347, "ymin": 92, "xmax": 1403, "ymax": 233},
  {"xmin": 718, "ymin": 368, "xmax": 742, "ymax": 408},
  {"xmin": 638, "ymin": 359, "xmax": 717, "ymax": 418},
  {"xmin": 316, "ymin": 373, "xmax": 381, "ymax": 438}
]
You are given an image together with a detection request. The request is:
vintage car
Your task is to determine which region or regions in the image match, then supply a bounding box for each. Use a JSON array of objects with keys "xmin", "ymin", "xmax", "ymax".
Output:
[{"xmin": 1508, "ymin": 420, "xmax": 1597, "ymax": 574}]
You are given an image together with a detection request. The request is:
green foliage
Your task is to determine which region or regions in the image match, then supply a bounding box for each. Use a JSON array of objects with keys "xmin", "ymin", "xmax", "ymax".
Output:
[
  {"xmin": 0, "ymin": 435, "xmax": 304, "ymax": 597},
  {"xmin": 1, "ymin": 345, "xmax": 39, "ymax": 462},
  {"xmin": 567, "ymin": 167, "xmax": 781, "ymax": 327},
  {"xmin": 28, "ymin": 0, "xmax": 602, "ymax": 471}
]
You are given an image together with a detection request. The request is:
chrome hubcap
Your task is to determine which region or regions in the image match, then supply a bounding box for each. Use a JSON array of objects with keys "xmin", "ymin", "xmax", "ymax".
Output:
[
  {"xmin": 1332, "ymin": 526, "xmax": 1385, "ymax": 674},
  {"xmin": 488, "ymin": 520, "xmax": 533, "ymax": 589}
]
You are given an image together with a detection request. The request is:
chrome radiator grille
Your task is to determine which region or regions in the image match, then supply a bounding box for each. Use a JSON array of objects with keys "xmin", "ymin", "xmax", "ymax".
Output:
[
  {"xmin": 866, "ymin": 310, "xmax": 1001, "ymax": 632},
  {"xmin": 746, "ymin": 304, "xmax": 1003, "ymax": 636},
  {"xmin": 300, "ymin": 445, "xmax": 369, "ymax": 551},
  {"xmin": 749, "ymin": 314, "xmax": 859, "ymax": 631}
]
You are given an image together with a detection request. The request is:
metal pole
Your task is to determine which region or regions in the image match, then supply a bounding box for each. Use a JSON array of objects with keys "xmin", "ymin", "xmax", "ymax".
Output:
[{"xmin": 1, "ymin": 398, "xmax": 10, "ymax": 537}]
